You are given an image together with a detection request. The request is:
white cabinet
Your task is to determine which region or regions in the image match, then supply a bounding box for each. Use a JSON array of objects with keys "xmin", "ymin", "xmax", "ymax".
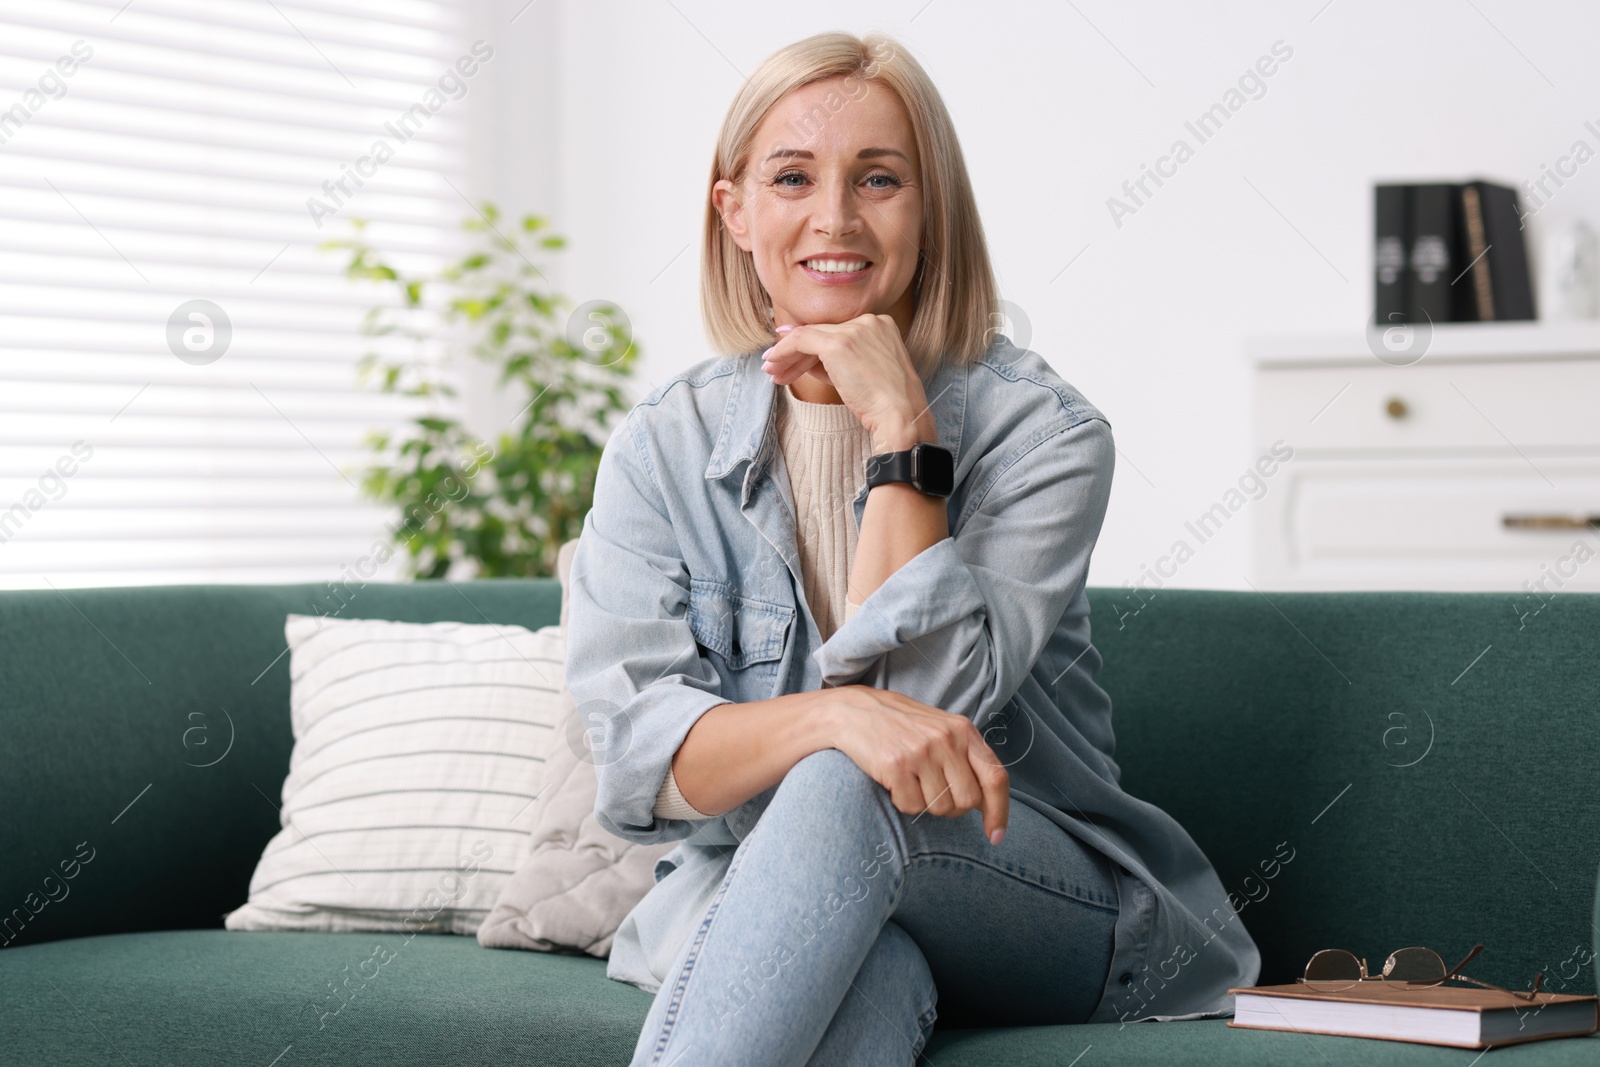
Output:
[{"xmin": 1250, "ymin": 323, "xmax": 1600, "ymax": 591}]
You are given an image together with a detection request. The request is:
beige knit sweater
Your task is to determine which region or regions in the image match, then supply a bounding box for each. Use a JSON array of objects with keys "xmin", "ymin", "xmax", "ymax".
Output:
[{"xmin": 652, "ymin": 383, "xmax": 874, "ymax": 820}]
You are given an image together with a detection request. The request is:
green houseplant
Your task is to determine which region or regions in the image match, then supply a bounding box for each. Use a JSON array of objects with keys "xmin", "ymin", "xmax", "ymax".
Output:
[{"xmin": 325, "ymin": 205, "xmax": 638, "ymax": 578}]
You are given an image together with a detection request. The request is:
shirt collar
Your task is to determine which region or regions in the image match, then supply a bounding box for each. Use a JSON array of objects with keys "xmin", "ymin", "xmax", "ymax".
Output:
[{"xmin": 704, "ymin": 350, "xmax": 773, "ymax": 484}]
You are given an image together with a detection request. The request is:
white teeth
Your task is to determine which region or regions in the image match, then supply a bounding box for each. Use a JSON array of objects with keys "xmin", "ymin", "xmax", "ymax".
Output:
[{"xmin": 803, "ymin": 259, "xmax": 869, "ymax": 273}]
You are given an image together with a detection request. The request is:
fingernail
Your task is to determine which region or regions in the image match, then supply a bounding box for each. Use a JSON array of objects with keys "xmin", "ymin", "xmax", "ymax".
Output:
[
  {"xmin": 989, "ymin": 828, "xmax": 1005, "ymax": 846},
  {"xmin": 761, "ymin": 346, "xmax": 774, "ymax": 359},
  {"xmin": 775, "ymin": 324, "xmax": 795, "ymax": 334}
]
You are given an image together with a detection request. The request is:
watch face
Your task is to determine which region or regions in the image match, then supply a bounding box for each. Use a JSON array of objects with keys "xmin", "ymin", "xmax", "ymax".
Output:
[{"xmin": 914, "ymin": 444, "xmax": 955, "ymax": 497}]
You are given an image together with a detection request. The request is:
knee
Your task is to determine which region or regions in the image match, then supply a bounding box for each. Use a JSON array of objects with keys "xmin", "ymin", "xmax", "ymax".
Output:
[
  {"xmin": 773, "ymin": 749, "xmax": 888, "ymax": 823},
  {"xmin": 861, "ymin": 921, "xmax": 933, "ymax": 992},
  {"xmin": 852, "ymin": 923, "xmax": 938, "ymax": 1050}
]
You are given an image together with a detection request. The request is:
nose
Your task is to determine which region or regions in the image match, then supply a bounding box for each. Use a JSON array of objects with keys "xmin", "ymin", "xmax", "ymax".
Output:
[{"xmin": 811, "ymin": 172, "xmax": 863, "ymax": 240}]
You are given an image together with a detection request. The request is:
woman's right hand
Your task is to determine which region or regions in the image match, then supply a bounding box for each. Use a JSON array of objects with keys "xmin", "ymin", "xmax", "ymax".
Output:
[{"xmin": 821, "ymin": 685, "xmax": 1011, "ymax": 845}]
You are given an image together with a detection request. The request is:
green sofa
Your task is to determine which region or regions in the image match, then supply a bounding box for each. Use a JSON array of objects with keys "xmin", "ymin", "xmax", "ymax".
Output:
[{"xmin": 2, "ymin": 579, "xmax": 1596, "ymax": 1065}]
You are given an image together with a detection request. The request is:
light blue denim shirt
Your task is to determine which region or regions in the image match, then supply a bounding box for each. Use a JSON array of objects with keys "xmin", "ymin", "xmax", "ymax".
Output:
[{"xmin": 565, "ymin": 336, "xmax": 1261, "ymax": 1024}]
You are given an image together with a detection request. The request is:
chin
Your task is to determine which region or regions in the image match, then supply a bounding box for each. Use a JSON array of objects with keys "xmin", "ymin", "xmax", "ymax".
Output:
[{"xmin": 792, "ymin": 297, "xmax": 882, "ymax": 324}]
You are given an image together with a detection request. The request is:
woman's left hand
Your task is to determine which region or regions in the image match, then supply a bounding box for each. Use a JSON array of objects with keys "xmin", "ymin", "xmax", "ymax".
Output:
[{"xmin": 761, "ymin": 314, "xmax": 935, "ymax": 449}]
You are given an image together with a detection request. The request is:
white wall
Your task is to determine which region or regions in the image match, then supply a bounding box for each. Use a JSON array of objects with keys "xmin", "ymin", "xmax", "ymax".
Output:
[{"xmin": 474, "ymin": 0, "xmax": 1600, "ymax": 590}]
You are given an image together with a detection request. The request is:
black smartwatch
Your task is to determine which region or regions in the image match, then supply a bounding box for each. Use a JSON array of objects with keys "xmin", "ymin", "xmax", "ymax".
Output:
[{"xmin": 865, "ymin": 442, "xmax": 955, "ymax": 498}]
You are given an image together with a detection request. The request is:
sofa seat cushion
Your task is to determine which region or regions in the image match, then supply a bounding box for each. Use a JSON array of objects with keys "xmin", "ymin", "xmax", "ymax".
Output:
[
  {"xmin": 0, "ymin": 929, "xmax": 651, "ymax": 1066},
  {"xmin": 4, "ymin": 929, "xmax": 1597, "ymax": 1065}
]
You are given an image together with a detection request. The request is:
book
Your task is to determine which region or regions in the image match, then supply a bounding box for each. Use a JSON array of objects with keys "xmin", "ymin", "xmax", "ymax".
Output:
[
  {"xmin": 1229, "ymin": 983, "xmax": 1598, "ymax": 1050},
  {"xmin": 1371, "ymin": 179, "xmax": 1537, "ymax": 326},
  {"xmin": 1406, "ymin": 183, "xmax": 1463, "ymax": 324},
  {"xmin": 1373, "ymin": 185, "xmax": 1409, "ymax": 325},
  {"xmin": 1460, "ymin": 179, "xmax": 1536, "ymax": 320}
]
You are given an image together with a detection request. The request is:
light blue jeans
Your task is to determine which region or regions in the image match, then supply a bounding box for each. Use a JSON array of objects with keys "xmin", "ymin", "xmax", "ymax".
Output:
[{"xmin": 627, "ymin": 749, "xmax": 1121, "ymax": 1066}]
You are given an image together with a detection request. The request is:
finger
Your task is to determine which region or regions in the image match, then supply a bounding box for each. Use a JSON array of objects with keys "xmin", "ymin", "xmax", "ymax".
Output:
[
  {"xmin": 766, "ymin": 321, "xmax": 850, "ymax": 364},
  {"xmin": 767, "ymin": 358, "xmax": 818, "ymax": 387},
  {"xmin": 914, "ymin": 759, "xmax": 953, "ymax": 819},
  {"xmin": 886, "ymin": 771, "xmax": 926, "ymax": 817},
  {"xmin": 970, "ymin": 743, "xmax": 1011, "ymax": 844},
  {"xmin": 760, "ymin": 336, "xmax": 819, "ymax": 375},
  {"xmin": 764, "ymin": 352, "xmax": 821, "ymax": 385},
  {"xmin": 942, "ymin": 741, "xmax": 985, "ymax": 815}
]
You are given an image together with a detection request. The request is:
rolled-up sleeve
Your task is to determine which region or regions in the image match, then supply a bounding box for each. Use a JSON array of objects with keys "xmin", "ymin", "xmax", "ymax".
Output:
[
  {"xmin": 815, "ymin": 414, "xmax": 1114, "ymax": 728},
  {"xmin": 564, "ymin": 412, "xmax": 732, "ymax": 845}
]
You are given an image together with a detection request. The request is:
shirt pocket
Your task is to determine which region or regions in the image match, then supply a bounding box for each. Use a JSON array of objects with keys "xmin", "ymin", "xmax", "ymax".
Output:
[{"xmin": 687, "ymin": 577, "xmax": 793, "ymax": 674}]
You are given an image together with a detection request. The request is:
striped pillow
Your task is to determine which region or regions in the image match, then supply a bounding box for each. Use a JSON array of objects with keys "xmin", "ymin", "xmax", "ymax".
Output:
[{"xmin": 224, "ymin": 614, "xmax": 565, "ymax": 935}]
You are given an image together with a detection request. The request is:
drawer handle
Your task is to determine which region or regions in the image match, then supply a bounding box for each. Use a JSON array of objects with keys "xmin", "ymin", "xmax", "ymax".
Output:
[
  {"xmin": 1385, "ymin": 397, "xmax": 1408, "ymax": 419},
  {"xmin": 1502, "ymin": 514, "xmax": 1600, "ymax": 530}
]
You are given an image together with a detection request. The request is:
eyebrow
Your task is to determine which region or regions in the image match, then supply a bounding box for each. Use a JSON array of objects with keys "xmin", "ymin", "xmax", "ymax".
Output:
[{"xmin": 761, "ymin": 147, "xmax": 910, "ymax": 164}]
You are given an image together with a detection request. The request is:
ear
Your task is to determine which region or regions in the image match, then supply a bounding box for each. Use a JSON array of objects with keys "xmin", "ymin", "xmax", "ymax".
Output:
[{"xmin": 712, "ymin": 178, "xmax": 752, "ymax": 253}]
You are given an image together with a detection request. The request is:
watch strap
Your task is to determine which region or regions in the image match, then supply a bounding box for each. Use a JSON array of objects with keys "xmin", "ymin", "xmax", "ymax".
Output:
[{"xmin": 865, "ymin": 449, "xmax": 916, "ymax": 490}]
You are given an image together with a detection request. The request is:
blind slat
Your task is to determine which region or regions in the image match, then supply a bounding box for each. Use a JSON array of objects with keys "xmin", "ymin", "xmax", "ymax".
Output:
[
  {"xmin": 0, "ymin": 174, "xmax": 457, "ymax": 228},
  {"xmin": 38, "ymin": 0, "xmax": 462, "ymax": 64},
  {"xmin": 0, "ymin": 208, "xmax": 452, "ymax": 255},
  {"xmin": 4, "ymin": 109, "xmax": 458, "ymax": 169},
  {"xmin": 0, "ymin": 88, "xmax": 460, "ymax": 144},
  {"xmin": 0, "ymin": 143, "xmax": 458, "ymax": 188},
  {"xmin": 77, "ymin": 0, "xmax": 453, "ymax": 36}
]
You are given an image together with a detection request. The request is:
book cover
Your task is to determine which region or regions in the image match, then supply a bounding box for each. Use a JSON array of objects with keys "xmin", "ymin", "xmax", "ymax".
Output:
[
  {"xmin": 1460, "ymin": 184, "xmax": 1497, "ymax": 320},
  {"xmin": 1373, "ymin": 184, "xmax": 1409, "ymax": 325},
  {"xmin": 1406, "ymin": 183, "xmax": 1463, "ymax": 324},
  {"xmin": 1466, "ymin": 178, "xmax": 1536, "ymax": 320}
]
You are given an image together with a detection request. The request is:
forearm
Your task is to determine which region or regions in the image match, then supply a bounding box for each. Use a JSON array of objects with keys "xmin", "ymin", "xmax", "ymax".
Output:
[
  {"xmin": 669, "ymin": 691, "xmax": 841, "ymax": 817},
  {"xmin": 849, "ymin": 413, "xmax": 947, "ymax": 605}
]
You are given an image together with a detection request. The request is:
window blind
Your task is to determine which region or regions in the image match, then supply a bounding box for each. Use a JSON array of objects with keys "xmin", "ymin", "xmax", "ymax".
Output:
[{"xmin": 0, "ymin": 0, "xmax": 474, "ymax": 588}]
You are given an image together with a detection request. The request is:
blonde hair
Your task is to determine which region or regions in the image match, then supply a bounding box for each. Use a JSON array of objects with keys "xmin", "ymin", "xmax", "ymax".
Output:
[{"xmin": 700, "ymin": 31, "xmax": 999, "ymax": 377}]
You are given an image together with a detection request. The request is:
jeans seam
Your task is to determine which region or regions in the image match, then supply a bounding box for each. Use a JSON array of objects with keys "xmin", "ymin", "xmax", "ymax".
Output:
[
  {"xmin": 911, "ymin": 998, "xmax": 938, "ymax": 1057},
  {"xmin": 648, "ymin": 843, "xmax": 749, "ymax": 1065},
  {"xmin": 905, "ymin": 849, "xmax": 1117, "ymax": 914}
]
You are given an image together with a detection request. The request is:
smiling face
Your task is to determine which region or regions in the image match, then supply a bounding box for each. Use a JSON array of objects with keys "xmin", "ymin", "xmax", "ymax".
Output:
[{"xmin": 713, "ymin": 76, "xmax": 924, "ymax": 334}]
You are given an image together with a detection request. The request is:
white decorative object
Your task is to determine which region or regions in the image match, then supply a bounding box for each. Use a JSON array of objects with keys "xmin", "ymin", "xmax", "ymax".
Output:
[
  {"xmin": 225, "ymin": 615, "xmax": 567, "ymax": 934},
  {"xmin": 1547, "ymin": 219, "xmax": 1600, "ymax": 321},
  {"xmin": 1250, "ymin": 322, "xmax": 1600, "ymax": 591}
]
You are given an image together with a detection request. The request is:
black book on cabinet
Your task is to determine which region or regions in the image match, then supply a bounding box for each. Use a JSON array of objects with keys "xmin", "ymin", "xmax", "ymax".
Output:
[
  {"xmin": 1459, "ymin": 179, "xmax": 1536, "ymax": 320},
  {"xmin": 1372, "ymin": 179, "xmax": 1537, "ymax": 325},
  {"xmin": 1373, "ymin": 184, "xmax": 1409, "ymax": 324},
  {"xmin": 1406, "ymin": 183, "xmax": 1462, "ymax": 324}
]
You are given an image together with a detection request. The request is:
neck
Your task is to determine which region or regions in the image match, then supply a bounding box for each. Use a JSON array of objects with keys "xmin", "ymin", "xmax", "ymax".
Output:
[{"xmin": 787, "ymin": 376, "xmax": 841, "ymax": 404}]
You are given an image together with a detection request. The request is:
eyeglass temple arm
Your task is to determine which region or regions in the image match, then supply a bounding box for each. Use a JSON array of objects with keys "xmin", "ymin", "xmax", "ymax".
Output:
[
  {"xmin": 1444, "ymin": 944, "xmax": 1546, "ymax": 999},
  {"xmin": 1451, "ymin": 972, "xmax": 1547, "ymax": 1001},
  {"xmin": 1444, "ymin": 944, "xmax": 1485, "ymax": 981}
]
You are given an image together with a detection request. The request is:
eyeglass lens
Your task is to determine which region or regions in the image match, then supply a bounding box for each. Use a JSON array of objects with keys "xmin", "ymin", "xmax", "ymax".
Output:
[
  {"xmin": 1304, "ymin": 948, "xmax": 1364, "ymax": 988},
  {"xmin": 1382, "ymin": 947, "xmax": 1447, "ymax": 985}
]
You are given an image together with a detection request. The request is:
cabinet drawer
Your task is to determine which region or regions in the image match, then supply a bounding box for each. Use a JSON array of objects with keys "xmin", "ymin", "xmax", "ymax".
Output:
[
  {"xmin": 1256, "ymin": 359, "xmax": 1600, "ymax": 452},
  {"xmin": 1254, "ymin": 456, "xmax": 1600, "ymax": 591}
]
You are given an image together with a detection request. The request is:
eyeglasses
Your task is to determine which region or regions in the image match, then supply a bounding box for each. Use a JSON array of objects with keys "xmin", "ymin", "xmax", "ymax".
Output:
[{"xmin": 1300, "ymin": 944, "xmax": 1545, "ymax": 1002}]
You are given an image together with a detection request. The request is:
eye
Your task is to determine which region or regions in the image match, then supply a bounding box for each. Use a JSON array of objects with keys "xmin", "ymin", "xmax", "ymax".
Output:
[
  {"xmin": 769, "ymin": 169, "xmax": 807, "ymax": 188},
  {"xmin": 864, "ymin": 172, "xmax": 903, "ymax": 190}
]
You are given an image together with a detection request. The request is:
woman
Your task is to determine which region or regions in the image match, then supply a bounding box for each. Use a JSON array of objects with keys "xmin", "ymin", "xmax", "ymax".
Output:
[{"xmin": 565, "ymin": 30, "xmax": 1260, "ymax": 1067}]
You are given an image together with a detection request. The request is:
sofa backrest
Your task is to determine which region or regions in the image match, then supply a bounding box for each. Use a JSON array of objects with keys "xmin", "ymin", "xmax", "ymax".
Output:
[
  {"xmin": 1, "ymin": 580, "xmax": 1594, "ymax": 998},
  {"xmin": 0, "ymin": 579, "xmax": 560, "ymax": 952},
  {"xmin": 1093, "ymin": 588, "xmax": 1599, "ymax": 997}
]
